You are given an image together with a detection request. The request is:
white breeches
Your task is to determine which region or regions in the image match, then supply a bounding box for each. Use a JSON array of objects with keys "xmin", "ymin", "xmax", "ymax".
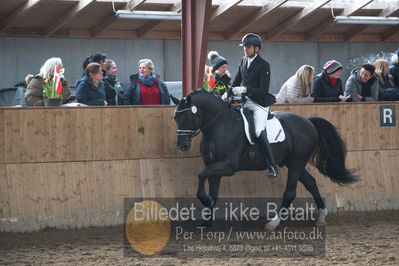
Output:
[{"xmin": 243, "ymin": 98, "xmax": 270, "ymax": 137}]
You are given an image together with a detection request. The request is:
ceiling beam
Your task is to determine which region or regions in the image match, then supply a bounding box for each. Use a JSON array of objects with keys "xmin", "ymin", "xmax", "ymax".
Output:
[
  {"xmin": 344, "ymin": 5, "xmax": 399, "ymax": 41},
  {"xmin": 91, "ymin": 14, "xmax": 119, "ymax": 37},
  {"xmin": 381, "ymin": 26, "xmax": 399, "ymax": 41},
  {"xmin": 224, "ymin": 0, "xmax": 288, "ymax": 40},
  {"xmin": 138, "ymin": 1, "xmax": 181, "ymax": 37},
  {"xmin": 92, "ymin": 1, "xmax": 129, "ymax": 37},
  {"xmin": 128, "ymin": 0, "xmax": 146, "ymax": 11},
  {"xmin": 4, "ymin": 26, "xmax": 397, "ymax": 42},
  {"xmin": 44, "ymin": 0, "xmax": 95, "ymax": 36},
  {"xmin": 305, "ymin": 0, "xmax": 374, "ymax": 40},
  {"xmin": 265, "ymin": 0, "xmax": 330, "ymax": 40},
  {"xmin": 210, "ymin": 0, "xmax": 243, "ymax": 21},
  {"xmin": 0, "ymin": 0, "xmax": 41, "ymax": 33}
]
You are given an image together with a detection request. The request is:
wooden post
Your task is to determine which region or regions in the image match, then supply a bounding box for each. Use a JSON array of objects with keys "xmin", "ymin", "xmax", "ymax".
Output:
[{"xmin": 181, "ymin": 0, "xmax": 212, "ymax": 97}]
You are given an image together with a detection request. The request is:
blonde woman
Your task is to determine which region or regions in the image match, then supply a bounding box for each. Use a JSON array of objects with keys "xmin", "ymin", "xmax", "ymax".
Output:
[
  {"xmin": 276, "ymin": 65, "xmax": 314, "ymax": 104},
  {"xmin": 389, "ymin": 49, "xmax": 399, "ymax": 89},
  {"xmin": 124, "ymin": 59, "xmax": 170, "ymax": 105},
  {"xmin": 24, "ymin": 57, "xmax": 72, "ymax": 106},
  {"xmin": 375, "ymin": 59, "xmax": 399, "ymax": 101}
]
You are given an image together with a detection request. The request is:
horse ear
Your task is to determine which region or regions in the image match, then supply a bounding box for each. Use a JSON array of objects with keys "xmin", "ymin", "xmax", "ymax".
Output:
[
  {"xmin": 186, "ymin": 95, "xmax": 191, "ymax": 106},
  {"xmin": 170, "ymin": 95, "xmax": 180, "ymax": 105}
]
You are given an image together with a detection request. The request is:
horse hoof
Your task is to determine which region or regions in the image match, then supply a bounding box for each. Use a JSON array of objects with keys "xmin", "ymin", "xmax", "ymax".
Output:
[
  {"xmin": 315, "ymin": 208, "xmax": 328, "ymax": 227},
  {"xmin": 265, "ymin": 215, "xmax": 280, "ymax": 231}
]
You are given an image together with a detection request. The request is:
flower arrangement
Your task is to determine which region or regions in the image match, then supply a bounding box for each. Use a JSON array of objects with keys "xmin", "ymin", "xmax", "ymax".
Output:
[
  {"xmin": 203, "ymin": 65, "xmax": 216, "ymax": 90},
  {"xmin": 42, "ymin": 67, "xmax": 64, "ymax": 99}
]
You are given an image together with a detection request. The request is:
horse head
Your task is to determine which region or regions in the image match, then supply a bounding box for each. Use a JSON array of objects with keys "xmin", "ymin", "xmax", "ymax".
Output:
[{"xmin": 171, "ymin": 94, "xmax": 202, "ymax": 151}]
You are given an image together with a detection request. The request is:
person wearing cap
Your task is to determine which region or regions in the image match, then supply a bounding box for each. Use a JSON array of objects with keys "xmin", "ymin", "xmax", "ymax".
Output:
[
  {"xmin": 230, "ymin": 33, "xmax": 278, "ymax": 178},
  {"xmin": 389, "ymin": 49, "xmax": 399, "ymax": 89},
  {"xmin": 205, "ymin": 51, "xmax": 231, "ymax": 96},
  {"xmin": 312, "ymin": 60, "xmax": 350, "ymax": 102},
  {"xmin": 81, "ymin": 52, "xmax": 117, "ymax": 105},
  {"xmin": 344, "ymin": 63, "xmax": 378, "ymax": 102}
]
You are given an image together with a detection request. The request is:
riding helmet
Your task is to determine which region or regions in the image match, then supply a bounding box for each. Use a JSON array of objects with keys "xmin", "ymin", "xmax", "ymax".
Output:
[{"xmin": 239, "ymin": 33, "xmax": 262, "ymax": 48}]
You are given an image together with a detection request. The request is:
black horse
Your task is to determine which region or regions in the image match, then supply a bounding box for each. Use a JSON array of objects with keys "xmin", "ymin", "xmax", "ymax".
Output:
[{"xmin": 171, "ymin": 89, "xmax": 358, "ymax": 229}]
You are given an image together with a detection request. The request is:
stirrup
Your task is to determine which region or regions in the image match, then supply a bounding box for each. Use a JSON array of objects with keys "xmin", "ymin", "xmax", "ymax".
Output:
[{"xmin": 267, "ymin": 165, "xmax": 279, "ymax": 178}]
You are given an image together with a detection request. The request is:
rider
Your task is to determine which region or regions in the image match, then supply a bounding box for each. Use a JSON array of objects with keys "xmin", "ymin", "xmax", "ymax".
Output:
[{"xmin": 230, "ymin": 33, "xmax": 278, "ymax": 177}]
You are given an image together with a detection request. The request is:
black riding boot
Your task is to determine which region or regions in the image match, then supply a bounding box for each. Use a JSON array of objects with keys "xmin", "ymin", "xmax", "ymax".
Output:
[{"xmin": 258, "ymin": 130, "xmax": 279, "ymax": 178}]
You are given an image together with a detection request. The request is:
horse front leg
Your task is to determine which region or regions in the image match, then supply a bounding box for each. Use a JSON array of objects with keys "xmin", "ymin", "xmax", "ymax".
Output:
[
  {"xmin": 196, "ymin": 174, "xmax": 210, "ymax": 207},
  {"xmin": 197, "ymin": 162, "xmax": 232, "ymax": 229}
]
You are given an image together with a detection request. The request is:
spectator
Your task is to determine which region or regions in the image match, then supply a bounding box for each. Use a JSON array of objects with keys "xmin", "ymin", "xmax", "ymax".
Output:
[
  {"xmin": 24, "ymin": 57, "xmax": 72, "ymax": 106},
  {"xmin": 123, "ymin": 59, "xmax": 170, "ymax": 105},
  {"xmin": 312, "ymin": 60, "xmax": 350, "ymax": 102},
  {"xmin": 104, "ymin": 59, "xmax": 121, "ymax": 105},
  {"xmin": 389, "ymin": 48, "xmax": 399, "ymax": 89},
  {"xmin": 82, "ymin": 53, "xmax": 107, "ymax": 71},
  {"xmin": 375, "ymin": 59, "xmax": 399, "ymax": 101},
  {"xmin": 82, "ymin": 53, "xmax": 117, "ymax": 105},
  {"xmin": 205, "ymin": 51, "xmax": 231, "ymax": 96},
  {"xmin": 76, "ymin": 63, "xmax": 107, "ymax": 106},
  {"xmin": 276, "ymin": 65, "xmax": 314, "ymax": 104},
  {"xmin": 344, "ymin": 63, "xmax": 378, "ymax": 102}
]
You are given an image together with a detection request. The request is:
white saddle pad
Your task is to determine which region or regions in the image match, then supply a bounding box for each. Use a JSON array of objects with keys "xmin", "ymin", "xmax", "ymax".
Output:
[{"xmin": 240, "ymin": 108, "xmax": 286, "ymax": 145}]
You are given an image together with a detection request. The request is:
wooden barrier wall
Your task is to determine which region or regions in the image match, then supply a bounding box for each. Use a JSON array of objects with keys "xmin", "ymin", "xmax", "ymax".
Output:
[{"xmin": 0, "ymin": 102, "xmax": 398, "ymax": 232}]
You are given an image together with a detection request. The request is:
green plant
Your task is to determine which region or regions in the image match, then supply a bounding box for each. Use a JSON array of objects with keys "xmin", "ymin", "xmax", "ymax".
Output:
[{"xmin": 42, "ymin": 68, "xmax": 64, "ymax": 99}]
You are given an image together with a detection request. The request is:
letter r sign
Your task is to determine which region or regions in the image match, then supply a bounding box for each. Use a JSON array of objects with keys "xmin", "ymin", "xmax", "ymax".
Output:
[{"xmin": 380, "ymin": 106, "xmax": 396, "ymax": 126}]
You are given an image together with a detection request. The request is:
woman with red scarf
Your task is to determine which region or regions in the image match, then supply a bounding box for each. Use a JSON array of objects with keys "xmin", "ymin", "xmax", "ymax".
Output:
[
  {"xmin": 124, "ymin": 59, "xmax": 170, "ymax": 105},
  {"xmin": 312, "ymin": 60, "xmax": 351, "ymax": 102}
]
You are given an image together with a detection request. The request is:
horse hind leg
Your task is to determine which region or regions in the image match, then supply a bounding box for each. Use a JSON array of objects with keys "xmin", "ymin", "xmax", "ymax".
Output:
[
  {"xmin": 265, "ymin": 160, "xmax": 304, "ymax": 231},
  {"xmin": 299, "ymin": 169, "xmax": 327, "ymax": 226}
]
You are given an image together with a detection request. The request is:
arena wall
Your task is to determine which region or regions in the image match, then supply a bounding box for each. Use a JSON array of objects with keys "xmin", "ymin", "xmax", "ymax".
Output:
[{"xmin": 0, "ymin": 102, "xmax": 398, "ymax": 231}]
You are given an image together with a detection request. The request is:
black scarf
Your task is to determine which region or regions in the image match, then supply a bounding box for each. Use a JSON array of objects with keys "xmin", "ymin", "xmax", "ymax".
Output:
[{"xmin": 360, "ymin": 77, "xmax": 376, "ymax": 101}]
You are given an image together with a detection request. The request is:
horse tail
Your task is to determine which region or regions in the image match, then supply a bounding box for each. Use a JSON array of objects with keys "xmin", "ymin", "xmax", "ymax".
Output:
[{"xmin": 308, "ymin": 117, "xmax": 358, "ymax": 185}]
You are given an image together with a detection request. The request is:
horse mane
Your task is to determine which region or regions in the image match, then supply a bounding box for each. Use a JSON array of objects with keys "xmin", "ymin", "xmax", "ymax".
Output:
[{"xmin": 189, "ymin": 89, "xmax": 231, "ymax": 110}]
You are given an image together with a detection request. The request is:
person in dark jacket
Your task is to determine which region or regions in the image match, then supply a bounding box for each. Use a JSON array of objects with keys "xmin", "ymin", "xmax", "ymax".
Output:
[
  {"xmin": 104, "ymin": 59, "xmax": 122, "ymax": 105},
  {"xmin": 389, "ymin": 49, "xmax": 399, "ymax": 89},
  {"xmin": 344, "ymin": 64, "xmax": 378, "ymax": 102},
  {"xmin": 123, "ymin": 59, "xmax": 170, "ymax": 105},
  {"xmin": 230, "ymin": 33, "xmax": 278, "ymax": 178},
  {"xmin": 82, "ymin": 52, "xmax": 117, "ymax": 105},
  {"xmin": 375, "ymin": 59, "xmax": 399, "ymax": 101},
  {"xmin": 76, "ymin": 63, "xmax": 107, "ymax": 106},
  {"xmin": 206, "ymin": 51, "xmax": 231, "ymax": 96},
  {"xmin": 312, "ymin": 60, "xmax": 350, "ymax": 102}
]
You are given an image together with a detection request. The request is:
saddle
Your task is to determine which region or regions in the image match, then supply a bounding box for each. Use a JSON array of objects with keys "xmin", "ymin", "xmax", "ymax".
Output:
[{"xmin": 240, "ymin": 107, "xmax": 285, "ymax": 145}]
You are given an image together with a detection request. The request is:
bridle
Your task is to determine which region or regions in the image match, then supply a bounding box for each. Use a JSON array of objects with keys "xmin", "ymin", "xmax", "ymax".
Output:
[
  {"xmin": 174, "ymin": 105, "xmax": 223, "ymax": 140},
  {"xmin": 174, "ymin": 106, "xmax": 201, "ymax": 140}
]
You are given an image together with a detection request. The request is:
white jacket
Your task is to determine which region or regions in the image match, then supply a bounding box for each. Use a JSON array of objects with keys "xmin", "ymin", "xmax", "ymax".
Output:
[{"xmin": 276, "ymin": 75, "xmax": 313, "ymax": 104}]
